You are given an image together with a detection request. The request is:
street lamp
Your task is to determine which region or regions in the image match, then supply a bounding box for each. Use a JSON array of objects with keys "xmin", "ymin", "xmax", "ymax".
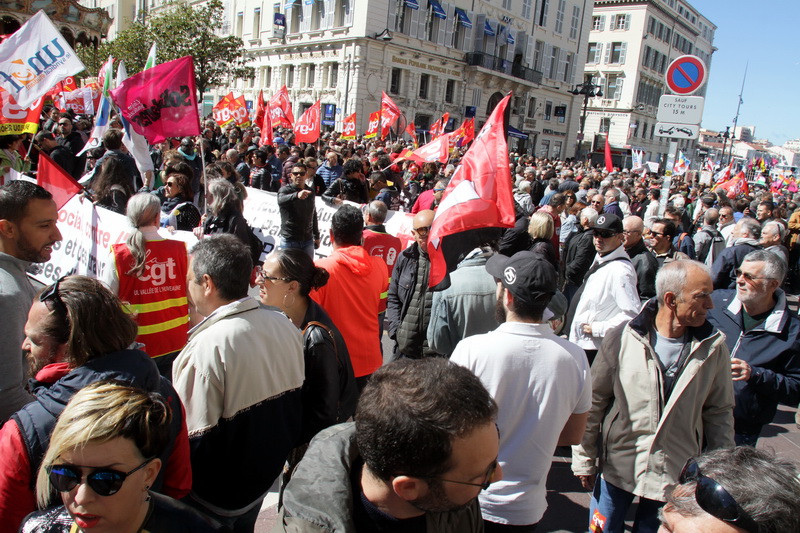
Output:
[
  {"xmin": 569, "ymin": 81, "xmax": 603, "ymax": 161},
  {"xmin": 720, "ymin": 126, "xmax": 730, "ymax": 165}
]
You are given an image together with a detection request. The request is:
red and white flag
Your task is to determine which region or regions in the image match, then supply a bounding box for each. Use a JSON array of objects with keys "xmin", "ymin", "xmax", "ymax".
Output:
[
  {"xmin": 37, "ymin": 151, "xmax": 83, "ymax": 209},
  {"xmin": 380, "ymin": 91, "xmax": 402, "ymax": 139},
  {"xmin": 0, "ymin": 11, "xmax": 85, "ymax": 108},
  {"xmin": 364, "ymin": 110, "xmax": 380, "ymax": 139},
  {"xmin": 233, "ymin": 95, "xmax": 250, "ymax": 127},
  {"xmin": 394, "ymin": 132, "xmax": 452, "ymax": 165},
  {"xmin": 213, "ymin": 92, "xmax": 235, "ymax": 127},
  {"xmin": 715, "ymin": 170, "xmax": 749, "ymax": 199},
  {"xmin": 341, "ymin": 113, "xmax": 356, "ymax": 140},
  {"xmin": 269, "ymin": 86, "xmax": 294, "ymax": 128},
  {"xmin": 0, "ymin": 87, "xmax": 44, "ymax": 135},
  {"xmin": 428, "ymin": 93, "xmax": 515, "ymax": 288},
  {"xmin": 294, "ymin": 100, "xmax": 320, "ymax": 144},
  {"xmin": 110, "ymin": 56, "xmax": 200, "ymax": 144},
  {"xmin": 405, "ymin": 121, "xmax": 417, "ymax": 147}
]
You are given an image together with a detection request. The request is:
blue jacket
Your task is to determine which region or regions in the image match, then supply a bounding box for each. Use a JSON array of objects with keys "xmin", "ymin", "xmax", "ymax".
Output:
[
  {"xmin": 711, "ymin": 241, "xmax": 761, "ymax": 289},
  {"xmin": 707, "ymin": 289, "xmax": 800, "ymax": 435}
]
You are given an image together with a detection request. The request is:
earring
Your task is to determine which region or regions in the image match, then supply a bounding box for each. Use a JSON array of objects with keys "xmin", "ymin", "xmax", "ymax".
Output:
[
  {"xmin": 145, "ymin": 485, "xmax": 151, "ymax": 502},
  {"xmin": 283, "ymin": 292, "xmax": 296, "ymax": 309}
]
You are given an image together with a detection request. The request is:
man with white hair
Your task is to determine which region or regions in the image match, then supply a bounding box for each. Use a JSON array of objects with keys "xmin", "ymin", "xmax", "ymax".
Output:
[
  {"xmin": 514, "ymin": 181, "xmax": 534, "ymax": 215},
  {"xmin": 711, "ymin": 217, "xmax": 763, "ymax": 289},
  {"xmin": 761, "ymin": 220, "xmax": 789, "ymax": 265},
  {"xmin": 562, "ymin": 207, "xmax": 598, "ymax": 303},
  {"xmin": 707, "ymin": 249, "xmax": 800, "ymax": 446}
]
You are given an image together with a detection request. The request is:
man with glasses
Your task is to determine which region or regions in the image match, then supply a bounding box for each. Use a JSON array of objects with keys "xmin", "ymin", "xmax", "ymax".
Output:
[
  {"xmin": 277, "ymin": 162, "xmax": 320, "ymax": 258},
  {"xmin": 567, "ymin": 213, "xmax": 640, "ymax": 363},
  {"xmin": 590, "ymin": 193, "xmax": 605, "ymax": 214},
  {"xmin": 173, "ymin": 234, "xmax": 304, "ymax": 530},
  {"xmin": 603, "ymin": 188, "xmax": 624, "ymax": 218},
  {"xmin": 276, "ymin": 358, "xmax": 501, "ymax": 533},
  {"xmin": 55, "ymin": 114, "xmax": 86, "ymax": 175},
  {"xmin": 573, "ymin": 260, "xmax": 735, "ymax": 533},
  {"xmin": 707, "ymin": 250, "xmax": 800, "ymax": 446},
  {"xmin": 0, "ymin": 275, "xmax": 191, "ymax": 529},
  {"xmin": 387, "ymin": 210, "xmax": 438, "ymax": 359},
  {"xmin": 660, "ymin": 447, "xmax": 800, "ymax": 533},
  {"xmin": 0, "ymin": 181, "xmax": 62, "ymax": 422},
  {"xmin": 451, "ymin": 252, "xmax": 591, "ymax": 531},
  {"xmin": 34, "ymin": 130, "xmax": 76, "ymax": 180},
  {"xmin": 411, "ymin": 177, "xmax": 449, "ymax": 214},
  {"xmin": 322, "ymin": 158, "xmax": 369, "ymax": 205}
]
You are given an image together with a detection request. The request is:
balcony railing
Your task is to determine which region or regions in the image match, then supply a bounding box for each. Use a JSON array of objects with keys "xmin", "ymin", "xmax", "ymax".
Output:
[{"xmin": 465, "ymin": 52, "xmax": 543, "ymax": 84}]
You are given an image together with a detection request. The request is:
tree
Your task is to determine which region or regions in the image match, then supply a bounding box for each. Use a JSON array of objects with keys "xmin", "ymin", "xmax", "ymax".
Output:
[
  {"xmin": 149, "ymin": 0, "xmax": 254, "ymax": 98},
  {"xmin": 75, "ymin": 21, "xmax": 151, "ymax": 78}
]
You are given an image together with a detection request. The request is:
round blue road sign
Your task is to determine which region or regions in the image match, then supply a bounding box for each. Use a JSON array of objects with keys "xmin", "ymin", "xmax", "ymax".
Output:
[{"xmin": 665, "ymin": 55, "xmax": 707, "ymax": 96}]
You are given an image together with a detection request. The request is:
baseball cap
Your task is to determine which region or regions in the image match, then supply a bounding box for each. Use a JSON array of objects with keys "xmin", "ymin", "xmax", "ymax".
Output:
[
  {"xmin": 591, "ymin": 213, "xmax": 623, "ymax": 234},
  {"xmin": 485, "ymin": 251, "xmax": 557, "ymax": 306}
]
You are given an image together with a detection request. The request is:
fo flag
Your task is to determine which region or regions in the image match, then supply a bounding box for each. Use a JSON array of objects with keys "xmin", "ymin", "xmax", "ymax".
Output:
[
  {"xmin": 0, "ymin": 11, "xmax": 86, "ymax": 108},
  {"xmin": 428, "ymin": 93, "xmax": 515, "ymax": 288},
  {"xmin": 294, "ymin": 100, "xmax": 320, "ymax": 143},
  {"xmin": 0, "ymin": 87, "xmax": 44, "ymax": 135},
  {"xmin": 37, "ymin": 151, "xmax": 83, "ymax": 209},
  {"xmin": 269, "ymin": 86, "xmax": 294, "ymax": 128},
  {"xmin": 110, "ymin": 56, "xmax": 200, "ymax": 144},
  {"xmin": 380, "ymin": 91, "xmax": 402, "ymax": 139},
  {"xmin": 341, "ymin": 113, "xmax": 356, "ymax": 140},
  {"xmin": 364, "ymin": 111, "xmax": 380, "ymax": 139}
]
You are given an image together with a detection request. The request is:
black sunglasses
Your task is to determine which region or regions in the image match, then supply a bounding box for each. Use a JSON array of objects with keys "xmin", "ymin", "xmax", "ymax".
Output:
[
  {"xmin": 679, "ymin": 458, "xmax": 759, "ymax": 533},
  {"xmin": 47, "ymin": 458, "xmax": 153, "ymax": 497},
  {"xmin": 593, "ymin": 230, "xmax": 617, "ymax": 239},
  {"xmin": 40, "ymin": 277, "xmax": 68, "ymax": 319}
]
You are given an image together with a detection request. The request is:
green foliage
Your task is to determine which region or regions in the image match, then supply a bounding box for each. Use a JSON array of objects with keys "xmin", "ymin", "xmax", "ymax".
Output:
[{"xmin": 78, "ymin": 0, "xmax": 254, "ymax": 96}]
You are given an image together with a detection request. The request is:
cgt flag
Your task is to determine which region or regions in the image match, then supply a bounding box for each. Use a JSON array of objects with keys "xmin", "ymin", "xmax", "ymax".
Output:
[
  {"xmin": 269, "ymin": 86, "xmax": 294, "ymax": 128},
  {"xmin": 37, "ymin": 151, "xmax": 83, "ymax": 209},
  {"xmin": 110, "ymin": 56, "xmax": 200, "ymax": 144},
  {"xmin": 213, "ymin": 92, "xmax": 235, "ymax": 127},
  {"xmin": 364, "ymin": 110, "xmax": 380, "ymax": 139},
  {"xmin": 394, "ymin": 132, "xmax": 452, "ymax": 165},
  {"xmin": 341, "ymin": 113, "xmax": 356, "ymax": 140},
  {"xmin": 380, "ymin": 91, "xmax": 402, "ymax": 139},
  {"xmin": 0, "ymin": 10, "xmax": 85, "ymax": 108},
  {"xmin": 428, "ymin": 93, "xmax": 515, "ymax": 288},
  {"xmin": 0, "ymin": 87, "xmax": 44, "ymax": 135},
  {"xmin": 294, "ymin": 100, "xmax": 320, "ymax": 144}
]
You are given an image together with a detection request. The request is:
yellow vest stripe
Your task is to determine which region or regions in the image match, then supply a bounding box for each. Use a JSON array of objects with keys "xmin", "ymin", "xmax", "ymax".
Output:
[{"xmin": 138, "ymin": 315, "xmax": 189, "ymax": 335}]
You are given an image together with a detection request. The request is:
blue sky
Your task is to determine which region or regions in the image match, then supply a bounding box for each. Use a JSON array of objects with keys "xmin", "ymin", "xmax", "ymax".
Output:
[{"xmin": 689, "ymin": 0, "xmax": 798, "ymax": 145}]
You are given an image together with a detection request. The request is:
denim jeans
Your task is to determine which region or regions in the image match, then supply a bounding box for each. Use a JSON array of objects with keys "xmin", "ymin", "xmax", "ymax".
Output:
[
  {"xmin": 589, "ymin": 475, "xmax": 663, "ymax": 533},
  {"xmin": 279, "ymin": 239, "xmax": 315, "ymax": 259}
]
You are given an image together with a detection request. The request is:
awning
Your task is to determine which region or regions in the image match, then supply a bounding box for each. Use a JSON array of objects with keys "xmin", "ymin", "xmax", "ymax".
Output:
[
  {"xmin": 508, "ymin": 126, "xmax": 529, "ymax": 140},
  {"xmin": 484, "ymin": 20, "xmax": 495, "ymax": 36},
  {"xmin": 454, "ymin": 8, "xmax": 472, "ymax": 28},
  {"xmin": 284, "ymin": 0, "xmax": 299, "ymax": 8},
  {"xmin": 428, "ymin": 0, "xmax": 446, "ymax": 19},
  {"xmin": 507, "ymin": 31, "xmax": 515, "ymax": 45},
  {"xmin": 404, "ymin": 0, "xmax": 419, "ymax": 9}
]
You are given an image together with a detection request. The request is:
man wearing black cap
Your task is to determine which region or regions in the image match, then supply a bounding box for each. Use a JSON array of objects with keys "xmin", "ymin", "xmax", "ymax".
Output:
[
  {"xmin": 451, "ymin": 251, "xmax": 592, "ymax": 531},
  {"xmin": 567, "ymin": 213, "xmax": 640, "ymax": 363}
]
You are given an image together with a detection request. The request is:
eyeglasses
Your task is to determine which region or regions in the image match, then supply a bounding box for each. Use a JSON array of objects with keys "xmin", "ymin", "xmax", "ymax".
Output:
[
  {"xmin": 649, "ymin": 231, "xmax": 666, "ymax": 238},
  {"xmin": 413, "ymin": 226, "xmax": 431, "ymax": 236},
  {"xmin": 47, "ymin": 458, "xmax": 153, "ymax": 497},
  {"xmin": 622, "ymin": 230, "xmax": 640, "ymax": 236},
  {"xmin": 291, "ymin": 171, "xmax": 305, "ymax": 176},
  {"xmin": 40, "ymin": 277, "xmax": 68, "ymax": 319},
  {"xmin": 255, "ymin": 267, "xmax": 291, "ymax": 283},
  {"xmin": 591, "ymin": 200, "xmax": 603, "ymax": 205},
  {"xmin": 679, "ymin": 458, "xmax": 758, "ymax": 533},
  {"xmin": 593, "ymin": 230, "xmax": 617, "ymax": 239},
  {"xmin": 165, "ymin": 182, "xmax": 176, "ymax": 187},
  {"xmin": 436, "ymin": 460, "xmax": 498, "ymax": 491},
  {"xmin": 734, "ymin": 269, "xmax": 772, "ymax": 283}
]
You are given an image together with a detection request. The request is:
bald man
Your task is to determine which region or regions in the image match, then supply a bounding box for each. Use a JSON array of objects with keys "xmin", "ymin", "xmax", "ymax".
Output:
[
  {"xmin": 386, "ymin": 210, "xmax": 437, "ymax": 359},
  {"xmin": 624, "ymin": 216, "xmax": 658, "ymax": 301}
]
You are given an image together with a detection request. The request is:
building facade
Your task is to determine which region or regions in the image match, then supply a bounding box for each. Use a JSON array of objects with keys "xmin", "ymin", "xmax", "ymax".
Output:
[
  {"xmin": 0, "ymin": 0, "xmax": 112, "ymax": 46},
  {"xmin": 145, "ymin": 0, "xmax": 594, "ymax": 158},
  {"xmin": 579, "ymin": 0, "xmax": 715, "ymax": 168}
]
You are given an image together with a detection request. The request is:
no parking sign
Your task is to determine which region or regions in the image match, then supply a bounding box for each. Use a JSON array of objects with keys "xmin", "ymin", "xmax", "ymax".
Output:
[{"xmin": 665, "ymin": 55, "xmax": 707, "ymax": 96}]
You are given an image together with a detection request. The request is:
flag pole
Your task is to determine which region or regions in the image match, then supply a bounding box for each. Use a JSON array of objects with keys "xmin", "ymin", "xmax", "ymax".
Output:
[{"xmin": 199, "ymin": 138, "xmax": 208, "ymax": 214}]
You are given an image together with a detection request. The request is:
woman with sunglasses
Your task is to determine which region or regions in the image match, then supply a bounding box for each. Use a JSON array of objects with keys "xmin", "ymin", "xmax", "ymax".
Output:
[
  {"xmin": 22, "ymin": 381, "xmax": 219, "ymax": 532},
  {"xmin": 257, "ymin": 249, "xmax": 358, "ymax": 451},
  {"xmin": 156, "ymin": 161, "xmax": 201, "ymax": 232}
]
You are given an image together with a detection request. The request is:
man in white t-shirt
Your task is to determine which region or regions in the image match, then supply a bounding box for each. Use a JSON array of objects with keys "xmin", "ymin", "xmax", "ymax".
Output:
[{"xmin": 451, "ymin": 251, "xmax": 592, "ymax": 531}]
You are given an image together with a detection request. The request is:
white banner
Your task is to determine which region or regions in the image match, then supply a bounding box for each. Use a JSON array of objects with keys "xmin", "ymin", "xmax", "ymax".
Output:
[
  {"xmin": 0, "ymin": 10, "xmax": 85, "ymax": 108},
  {"xmin": 31, "ymin": 188, "xmax": 414, "ymax": 285}
]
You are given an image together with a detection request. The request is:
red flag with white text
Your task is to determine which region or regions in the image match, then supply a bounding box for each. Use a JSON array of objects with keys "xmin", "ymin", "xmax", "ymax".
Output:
[
  {"xmin": 427, "ymin": 93, "xmax": 515, "ymax": 288},
  {"xmin": 380, "ymin": 91, "xmax": 402, "ymax": 139},
  {"xmin": 715, "ymin": 171, "xmax": 750, "ymax": 199},
  {"xmin": 213, "ymin": 92, "xmax": 235, "ymax": 127},
  {"xmin": 0, "ymin": 87, "xmax": 44, "ymax": 135},
  {"xmin": 37, "ymin": 151, "xmax": 83, "ymax": 209},
  {"xmin": 269, "ymin": 86, "xmax": 295, "ymax": 128},
  {"xmin": 294, "ymin": 100, "xmax": 320, "ymax": 143},
  {"xmin": 342, "ymin": 113, "xmax": 356, "ymax": 140},
  {"xmin": 394, "ymin": 132, "xmax": 452, "ymax": 165},
  {"xmin": 110, "ymin": 56, "xmax": 200, "ymax": 144},
  {"xmin": 364, "ymin": 111, "xmax": 380, "ymax": 139},
  {"xmin": 233, "ymin": 95, "xmax": 251, "ymax": 127}
]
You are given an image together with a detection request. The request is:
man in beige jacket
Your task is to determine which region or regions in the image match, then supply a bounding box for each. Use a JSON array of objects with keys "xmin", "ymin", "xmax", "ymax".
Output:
[{"xmin": 572, "ymin": 260, "xmax": 734, "ymax": 533}]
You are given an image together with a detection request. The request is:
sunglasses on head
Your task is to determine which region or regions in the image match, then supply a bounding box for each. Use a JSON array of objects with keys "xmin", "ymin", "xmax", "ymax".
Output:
[
  {"xmin": 40, "ymin": 277, "xmax": 68, "ymax": 318},
  {"xmin": 679, "ymin": 458, "xmax": 758, "ymax": 533},
  {"xmin": 47, "ymin": 458, "xmax": 153, "ymax": 497},
  {"xmin": 593, "ymin": 230, "xmax": 617, "ymax": 239}
]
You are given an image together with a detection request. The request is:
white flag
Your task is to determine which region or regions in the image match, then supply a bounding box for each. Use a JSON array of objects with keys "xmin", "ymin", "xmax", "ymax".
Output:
[{"xmin": 0, "ymin": 10, "xmax": 85, "ymax": 108}]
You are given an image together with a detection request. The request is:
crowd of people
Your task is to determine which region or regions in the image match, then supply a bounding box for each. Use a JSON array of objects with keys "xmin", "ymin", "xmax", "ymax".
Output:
[{"xmin": 0, "ymin": 105, "xmax": 799, "ymax": 532}]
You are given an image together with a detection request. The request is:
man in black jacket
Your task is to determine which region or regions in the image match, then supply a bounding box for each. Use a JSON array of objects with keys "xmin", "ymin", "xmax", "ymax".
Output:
[
  {"xmin": 624, "ymin": 215, "xmax": 658, "ymax": 302},
  {"xmin": 563, "ymin": 206, "xmax": 598, "ymax": 304},
  {"xmin": 322, "ymin": 158, "xmax": 369, "ymax": 205},
  {"xmin": 711, "ymin": 217, "xmax": 762, "ymax": 289},
  {"xmin": 277, "ymin": 162, "xmax": 320, "ymax": 258},
  {"xmin": 34, "ymin": 131, "xmax": 75, "ymax": 178}
]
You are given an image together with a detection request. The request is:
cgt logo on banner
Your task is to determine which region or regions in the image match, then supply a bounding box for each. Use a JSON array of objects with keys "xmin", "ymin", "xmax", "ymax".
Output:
[
  {"xmin": 31, "ymin": 188, "xmax": 415, "ymax": 287},
  {"xmin": 0, "ymin": 88, "xmax": 44, "ymax": 135}
]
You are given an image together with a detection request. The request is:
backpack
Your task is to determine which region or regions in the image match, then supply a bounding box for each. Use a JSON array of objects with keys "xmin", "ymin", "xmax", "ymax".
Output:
[{"xmin": 700, "ymin": 228, "xmax": 725, "ymax": 266}]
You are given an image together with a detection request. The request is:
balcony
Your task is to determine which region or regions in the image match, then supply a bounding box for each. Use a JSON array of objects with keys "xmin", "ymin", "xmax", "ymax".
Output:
[{"xmin": 465, "ymin": 52, "xmax": 543, "ymax": 84}]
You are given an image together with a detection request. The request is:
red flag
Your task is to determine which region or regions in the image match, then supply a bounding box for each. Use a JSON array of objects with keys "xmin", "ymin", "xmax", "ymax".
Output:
[
  {"xmin": 715, "ymin": 171, "xmax": 750, "ymax": 199},
  {"xmin": 213, "ymin": 92, "xmax": 235, "ymax": 127},
  {"xmin": 294, "ymin": 100, "xmax": 320, "ymax": 144},
  {"xmin": 37, "ymin": 151, "xmax": 83, "ymax": 209},
  {"xmin": 430, "ymin": 112, "xmax": 450, "ymax": 140},
  {"xmin": 61, "ymin": 76, "xmax": 77, "ymax": 92},
  {"xmin": 460, "ymin": 117, "xmax": 474, "ymax": 146},
  {"xmin": 254, "ymin": 89, "xmax": 266, "ymax": 127},
  {"xmin": 0, "ymin": 88, "xmax": 45, "ymax": 135},
  {"xmin": 604, "ymin": 136, "xmax": 613, "ymax": 172},
  {"xmin": 380, "ymin": 91, "xmax": 402, "ymax": 139},
  {"xmin": 341, "ymin": 113, "xmax": 356, "ymax": 140},
  {"xmin": 110, "ymin": 56, "xmax": 200, "ymax": 144},
  {"xmin": 394, "ymin": 132, "xmax": 452, "ymax": 165},
  {"xmin": 428, "ymin": 93, "xmax": 515, "ymax": 288},
  {"xmin": 269, "ymin": 86, "xmax": 295, "ymax": 128},
  {"xmin": 405, "ymin": 121, "xmax": 417, "ymax": 146},
  {"xmin": 233, "ymin": 95, "xmax": 251, "ymax": 127},
  {"xmin": 364, "ymin": 110, "xmax": 380, "ymax": 139},
  {"xmin": 260, "ymin": 101, "xmax": 273, "ymax": 147}
]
